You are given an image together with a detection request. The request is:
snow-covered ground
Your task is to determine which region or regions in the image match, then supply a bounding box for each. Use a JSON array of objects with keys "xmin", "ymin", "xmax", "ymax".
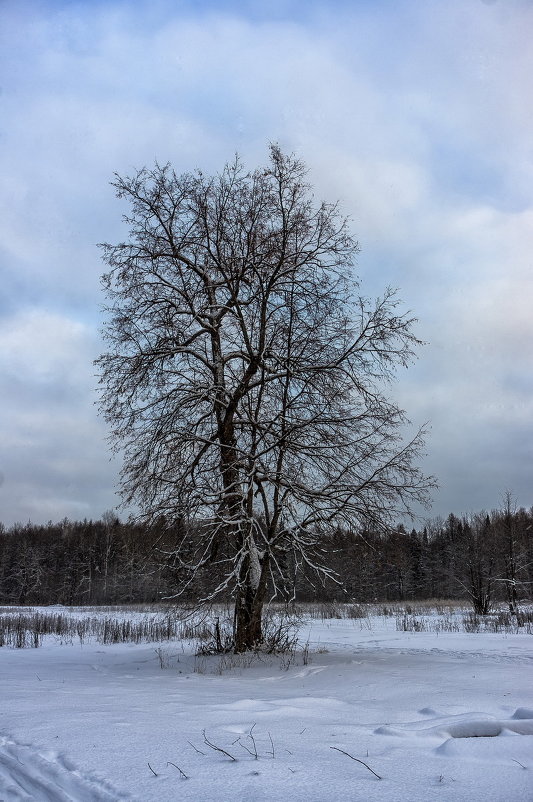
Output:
[{"xmin": 1, "ymin": 607, "xmax": 532, "ymax": 801}]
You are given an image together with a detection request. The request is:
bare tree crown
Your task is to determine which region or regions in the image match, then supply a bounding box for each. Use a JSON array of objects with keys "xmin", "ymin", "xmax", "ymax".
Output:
[{"xmin": 97, "ymin": 146, "xmax": 433, "ymax": 648}]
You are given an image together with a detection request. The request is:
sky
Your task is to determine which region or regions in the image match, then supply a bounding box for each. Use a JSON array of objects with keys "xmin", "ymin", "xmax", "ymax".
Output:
[{"xmin": 0, "ymin": 0, "xmax": 531, "ymax": 527}]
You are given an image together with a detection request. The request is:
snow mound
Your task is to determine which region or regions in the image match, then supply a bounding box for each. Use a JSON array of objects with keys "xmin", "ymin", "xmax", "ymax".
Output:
[
  {"xmin": 0, "ymin": 735, "xmax": 129, "ymax": 801},
  {"xmin": 511, "ymin": 707, "xmax": 533, "ymax": 720},
  {"xmin": 443, "ymin": 719, "xmax": 533, "ymax": 738},
  {"xmin": 375, "ymin": 711, "xmax": 533, "ymax": 739}
]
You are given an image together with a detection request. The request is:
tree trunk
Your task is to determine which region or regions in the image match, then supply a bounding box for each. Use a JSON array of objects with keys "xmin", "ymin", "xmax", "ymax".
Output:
[
  {"xmin": 234, "ymin": 584, "xmax": 263, "ymax": 652},
  {"xmin": 233, "ymin": 546, "xmax": 268, "ymax": 652}
]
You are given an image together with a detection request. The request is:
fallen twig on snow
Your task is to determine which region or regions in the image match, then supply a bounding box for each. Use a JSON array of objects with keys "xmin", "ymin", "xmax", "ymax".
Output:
[
  {"xmin": 330, "ymin": 746, "xmax": 382, "ymax": 779},
  {"xmin": 187, "ymin": 740, "xmax": 206, "ymax": 755},
  {"xmin": 167, "ymin": 761, "xmax": 188, "ymax": 779},
  {"xmin": 203, "ymin": 730, "xmax": 237, "ymax": 761}
]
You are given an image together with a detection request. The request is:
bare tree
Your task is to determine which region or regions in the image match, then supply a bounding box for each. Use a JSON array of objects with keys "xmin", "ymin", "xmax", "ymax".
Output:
[
  {"xmin": 496, "ymin": 491, "xmax": 531, "ymax": 619},
  {"xmin": 96, "ymin": 146, "xmax": 434, "ymax": 651},
  {"xmin": 461, "ymin": 513, "xmax": 495, "ymax": 615}
]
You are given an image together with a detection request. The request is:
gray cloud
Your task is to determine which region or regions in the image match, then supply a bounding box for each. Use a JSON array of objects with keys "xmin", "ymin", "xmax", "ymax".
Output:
[
  {"xmin": 0, "ymin": 309, "xmax": 118, "ymax": 523},
  {"xmin": 0, "ymin": 0, "xmax": 531, "ymax": 524}
]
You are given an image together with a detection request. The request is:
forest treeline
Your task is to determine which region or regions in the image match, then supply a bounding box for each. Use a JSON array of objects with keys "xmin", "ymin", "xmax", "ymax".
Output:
[{"xmin": 0, "ymin": 503, "xmax": 531, "ymax": 614}]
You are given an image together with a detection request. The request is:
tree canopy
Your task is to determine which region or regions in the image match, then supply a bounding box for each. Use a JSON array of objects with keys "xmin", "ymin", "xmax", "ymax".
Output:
[{"xmin": 97, "ymin": 145, "xmax": 434, "ymax": 650}]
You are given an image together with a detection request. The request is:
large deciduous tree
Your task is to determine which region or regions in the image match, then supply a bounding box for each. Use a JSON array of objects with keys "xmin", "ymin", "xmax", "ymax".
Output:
[{"xmin": 97, "ymin": 146, "xmax": 433, "ymax": 651}]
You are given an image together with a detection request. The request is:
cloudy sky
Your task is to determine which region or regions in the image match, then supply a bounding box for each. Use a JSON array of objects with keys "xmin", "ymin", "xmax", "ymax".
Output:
[{"xmin": 1, "ymin": 0, "xmax": 531, "ymax": 526}]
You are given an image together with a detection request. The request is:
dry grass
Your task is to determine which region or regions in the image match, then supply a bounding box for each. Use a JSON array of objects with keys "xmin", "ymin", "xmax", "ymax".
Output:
[{"xmin": 0, "ymin": 600, "xmax": 531, "ymax": 649}]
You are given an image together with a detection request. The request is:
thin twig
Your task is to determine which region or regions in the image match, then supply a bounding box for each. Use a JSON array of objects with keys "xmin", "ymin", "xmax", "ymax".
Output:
[
  {"xmin": 203, "ymin": 730, "xmax": 237, "ymax": 761},
  {"xmin": 330, "ymin": 746, "xmax": 382, "ymax": 779},
  {"xmin": 147, "ymin": 762, "xmax": 158, "ymax": 777},
  {"xmin": 268, "ymin": 731, "xmax": 275, "ymax": 759},
  {"xmin": 511, "ymin": 758, "xmax": 527, "ymax": 770},
  {"xmin": 187, "ymin": 740, "xmax": 206, "ymax": 755},
  {"xmin": 167, "ymin": 761, "xmax": 189, "ymax": 779},
  {"xmin": 248, "ymin": 723, "xmax": 258, "ymax": 759},
  {"xmin": 237, "ymin": 739, "xmax": 256, "ymax": 757}
]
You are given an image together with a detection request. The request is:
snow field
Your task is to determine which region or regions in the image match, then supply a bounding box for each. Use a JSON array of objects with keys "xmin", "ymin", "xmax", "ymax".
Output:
[{"xmin": 0, "ymin": 608, "xmax": 532, "ymax": 801}]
